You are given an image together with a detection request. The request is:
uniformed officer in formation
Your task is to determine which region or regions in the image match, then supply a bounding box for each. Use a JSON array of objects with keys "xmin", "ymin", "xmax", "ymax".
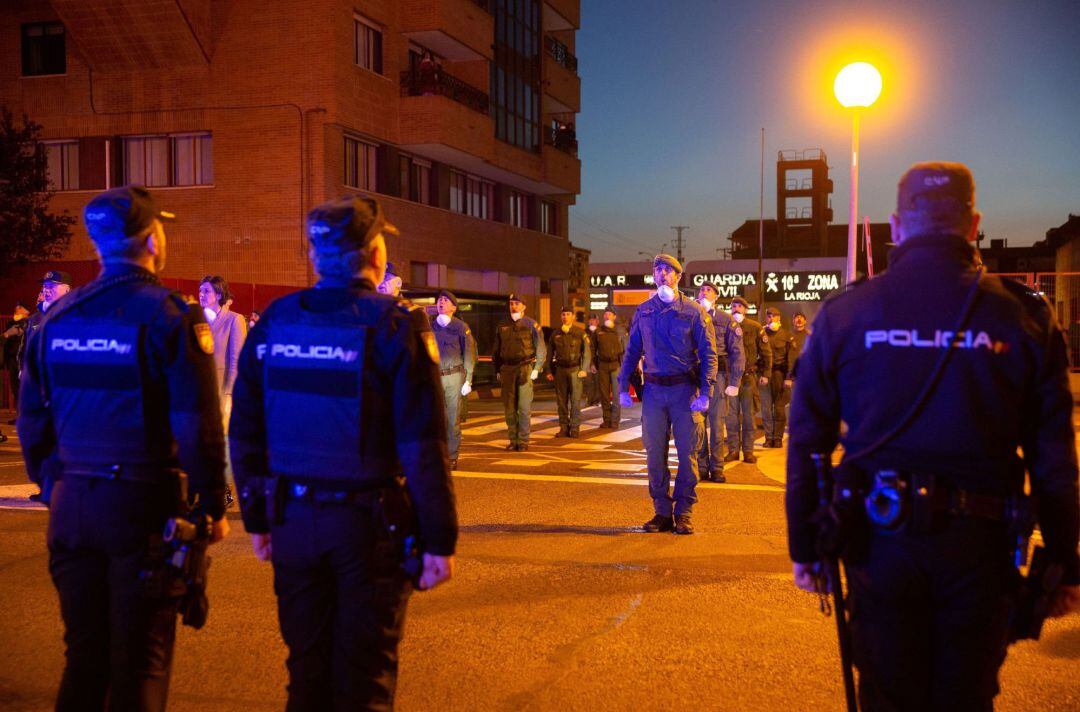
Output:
[
  {"xmin": 584, "ymin": 314, "xmax": 602, "ymax": 406},
  {"xmin": 17, "ymin": 185, "xmax": 230, "ymax": 711},
  {"xmin": 619, "ymin": 254, "xmax": 717, "ymax": 535},
  {"xmin": 695, "ymin": 282, "xmax": 744, "ymax": 481},
  {"xmin": 787, "ymin": 162, "xmax": 1080, "ymax": 709},
  {"xmin": 545, "ymin": 305, "xmax": 591, "ymax": 437},
  {"xmin": 724, "ymin": 296, "xmax": 770, "ymax": 464},
  {"xmin": 492, "ymin": 293, "xmax": 545, "ymax": 451},
  {"xmin": 592, "ymin": 307, "xmax": 627, "ymax": 428},
  {"xmin": 432, "ymin": 289, "xmax": 476, "ymax": 469},
  {"xmin": 760, "ymin": 306, "xmax": 796, "ymax": 448},
  {"xmin": 230, "ymin": 196, "xmax": 457, "ymax": 710}
]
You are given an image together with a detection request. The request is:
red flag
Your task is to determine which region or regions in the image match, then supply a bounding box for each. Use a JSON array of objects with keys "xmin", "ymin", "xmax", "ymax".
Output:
[{"xmin": 864, "ymin": 216, "xmax": 875, "ymax": 277}]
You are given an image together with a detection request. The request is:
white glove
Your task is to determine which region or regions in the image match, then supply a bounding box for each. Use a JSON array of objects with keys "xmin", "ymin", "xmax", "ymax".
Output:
[
  {"xmin": 461, "ymin": 382, "xmax": 472, "ymax": 397},
  {"xmin": 724, "ymin": 385, "xmax": 739, "ymax": 398},
  {"xmin": 530, "ymin": 369, "xmax": 539, "ymax": 380}
]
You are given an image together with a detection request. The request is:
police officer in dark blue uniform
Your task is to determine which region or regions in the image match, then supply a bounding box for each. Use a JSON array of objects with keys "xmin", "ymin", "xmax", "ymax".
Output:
[
  {"xmin": 787, "ymin": 162, "xmax": 1080, "ymax": 709},
  {"xmin": 619, "ymin": 254, "xmax": 717, "ymax": 534},
  {"xmin": 696, "ymin": 282, "xmax": 744, "ymax": 482},
  {"xmin": 17, "ymin": 185, "xmax": 230, "ymax": 712},
  {"xmin": 230, "ymin": 196, "xmax": 458, "ymax": 711},
  {"xmin": 491, "ymin": 294, "xmax": 546, "ymax": 451},
  {"xmin": 432, "ymin": 289, "xmax": 476, "ymax": 469}
]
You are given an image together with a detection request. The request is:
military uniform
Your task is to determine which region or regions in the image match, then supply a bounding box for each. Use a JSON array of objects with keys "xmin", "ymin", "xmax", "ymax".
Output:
[
  {"xmin": 725, "ymin": 312, "xmax": 771, "ymax": 460},
  {"xmin": 491, "ymin": 306, "xmax": 546, "ymax": 450},
  {"xmin": 546, "ymin": 319, "xmax": 591, "ymax": 436},
  {"xmin": 230, "ymin": 197, "xmax": 457, "ymax": 710},
  {"xmin": 619, "ymin": 288, "xmax": 716, "ymax": 523},
  {"xmin": 760, "ymin": 320, "xmax": 796, "ymax": 446},
  {"xmin": 787, "ymin": 163, "xmax": 1079, "ymax": 709},
  {"xmin": 592, "ymin": 322, "xmax": 628, "ymax": 427},
  {"xmin": 431, "ymin": 298, "xmax": 476, "ymax": 466},
  {"xmin": 18, "ymin": 256, "xmax": 227, "ymax": 710},
  {"xmin": 698, "ymin": 306, "xmax": 744, "ymax": 478}
]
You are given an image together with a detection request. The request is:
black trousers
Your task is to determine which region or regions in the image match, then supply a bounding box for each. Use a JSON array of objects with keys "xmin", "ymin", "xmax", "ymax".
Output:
[
  {"xmin": 271, "ymin": 499, "xmax": 411, "ymax": 712},
  {"xmin": 845, "ymin": 517, "xmax": 1016, "ymax": 712},
  {"xmin": 47, "ymin": 477, "xmax": 180, "ymax": 712}
]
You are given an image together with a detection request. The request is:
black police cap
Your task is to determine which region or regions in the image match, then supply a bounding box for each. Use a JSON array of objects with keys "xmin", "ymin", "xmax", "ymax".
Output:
[{"xmin": 83, "ymin": 185, "xmax": 175, "ymax": 246}]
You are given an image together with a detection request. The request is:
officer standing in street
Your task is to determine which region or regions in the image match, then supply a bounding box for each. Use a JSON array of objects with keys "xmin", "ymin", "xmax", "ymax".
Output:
[
  {"xmin": 17, "ymin": 185, "xmax": 230, "ymax": 712},
  {"xmin": 593, "ymin": 307, "xmax": 627, "ymax": 428},
  {"xmin": 545, "ymin": 305, "xmax": 591, "ymax": 437},
  {"xmin": 230, "ymin": 196, "xmax": 458, "ymax": 710},
  {"xmin": 696, "ymin": 283, "xmax": 744, "ymax": 481},
  {"xmin": 724, "ymin": 296, "xmax": 770, "ymax": 464},
  {"xmin": 761, "ymin": 306, "xmax": 796, "ymax": 448},
  {"xmin": 491, "ymin": 294, "xmax": 545, "ymax": 451},
  {"xmin": 787, "ymin": 162, "xmax": 1079, "ymax": 709},
  {"xmin": 432, "ymin": 289, "xmax": 476, "ymax": 469},
  {"xmin": 618, "ymin": 254, "xmax": 716, "ymax": 535},
  {"xmin": 584, "ymin": 314, "xmax": 602, "ymax": 406}
]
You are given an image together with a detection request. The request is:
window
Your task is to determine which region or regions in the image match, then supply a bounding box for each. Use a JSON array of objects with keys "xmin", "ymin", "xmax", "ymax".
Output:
[
  {"xmin": 449, "ymin": 170, "xmax": 494, "ymax": 220},
  {"xmin": 122, "ymin": 133, "xmax": 213, "ymax": 187},
  {"xmin": 399, "ymin": 155, "xmax": 432, "ymax": 205},
  {"xmin": 508, "ymin": 190, "xmax": 529, "ymax": 228},
  {"xmin": 541, "ymin": 201, "xmax": 557, "ymax": 235},
  {"xmin": 22, "ymin": 22, "xmax": 66, "ymax": 76},
  {"xmin": 491, "ymin": 0, "xmax": 541, "ymax": 152},
  {"xmin": 354, "ymin": 15, "xmax": 383, "ymax": 74},
  {"xmin": 344, "ymin": 136, "xmax": 378, "ymax": 190},
  {"xmin": 42, "ymin": 140, "xmax": 79, "ymax": 191}
]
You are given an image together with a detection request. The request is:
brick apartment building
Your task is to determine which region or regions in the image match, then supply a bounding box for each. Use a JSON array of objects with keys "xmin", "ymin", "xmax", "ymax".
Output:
[{"xmin": 0, "ymin": 0, "xmax": 582, "ymax": 366}]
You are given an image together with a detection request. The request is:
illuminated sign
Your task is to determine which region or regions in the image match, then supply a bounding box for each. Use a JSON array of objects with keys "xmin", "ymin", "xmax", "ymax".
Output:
[
  {"xmin": 690, "ymin": 272, "xmax": 756, "ymax": 298},
  {"xmin": 589, "ymin": 274, "xmax": 655, "ymax": 289},
  {"xmin": 763, "ymin": 271, "xmax": 841, "ymax": 302}
]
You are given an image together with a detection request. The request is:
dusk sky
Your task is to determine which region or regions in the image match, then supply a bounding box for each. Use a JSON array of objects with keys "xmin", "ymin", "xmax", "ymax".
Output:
[{"xmin": 571, "ymin": 0, "xmax": 1080, "ymax": 263}]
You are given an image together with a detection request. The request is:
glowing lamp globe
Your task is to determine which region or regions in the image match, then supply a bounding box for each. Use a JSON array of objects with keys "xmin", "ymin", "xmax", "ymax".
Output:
[{"xmin": 834, "ymin": 62, "xmax": 882, "ymax": 108}]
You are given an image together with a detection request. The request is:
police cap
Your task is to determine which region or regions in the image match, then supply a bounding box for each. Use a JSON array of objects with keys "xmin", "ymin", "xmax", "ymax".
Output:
[
  {"xmin": 306, "ymin": 196, "xmax": 399, "ymax": 253},
  {"xmin": 897, "ymin": 162, "xmax": 975, "ymax": 212},
  {"xmin": 765, "ymin": 306, "xmax": 781, "ymax": 317},
  {"xmin": 507, "ymin": 293, "xmax": 524, "ymax": 304},
  {"xmin": 437, "ymin": 289, "xmax": 458, "ymax": 307},
  {"xmin": 698, "ymin": 282, "xmax": 719, "ymax": 297},
  {"xmin": 560, "ymin": 305, "xmax": 574, "ymax": 314},
  {"xmin": 653, "ymin": 253, "xmax": 683, "ymax": 274},
  {"xmin": 42, "ymin": 270, "xmax": 73, "ymax": 286},
  {"xmin": 83, "ymin": 185, "xmax": 176, "ymax": 246},
  {"xmin": 730, "ymin": 296, "xmax": 749, "ymax": 309}
]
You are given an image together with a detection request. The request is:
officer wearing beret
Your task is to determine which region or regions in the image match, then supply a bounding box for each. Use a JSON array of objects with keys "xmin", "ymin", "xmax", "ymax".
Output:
[
  {"xmin": 760, "ymin": 306, "xmax": 797, "ymax": 448},
  {"xmin": 695, "ymin": 282, "xmax": 744, "ymax": 482},
  {"xmin": 593, "ymin": 307, "xmax": 628, "ymax": 428},
  {"xmin": 230, "ymin": 196, "xmax": 458, "ymax": 709},
  {"xmin": 545, "ymin": 305, "xmax": 591, "ymax": 437},
  {"xmin": 724, "ymin": 296, "xmax": 771, "ymax": 464},
  {"xmin": 788, "ymin": 162, "xmax": 1080, "ymax": 708},
  {"xmin": 618, "ymin": 254, "xmax": 717, "ymax": 534},
  {"xmin": 492, "ymin": 294, "xmax": 546, "ymax": 451},
  {"xmin": 17, "ymin": 185, "xmax": 230, "ymax": 711},
  {"xmin": 432, "ymin": 289, "xmax": 477, "ymax": 469}
]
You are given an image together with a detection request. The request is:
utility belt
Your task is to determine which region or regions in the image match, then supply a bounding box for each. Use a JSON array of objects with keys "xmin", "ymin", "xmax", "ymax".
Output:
[
  {"xmin": 257, "ymin": 475, "xmax": 403, "ymax": 524},
  {"xmin": 644, "ymin": 372, "xmax": 696, "ymax": 387},
  {"xmin": 500, "ymin": 357, "xmax": 535, "ymax": 367},
  {"xmin": 554, "ymin": 360, "xmax": 581, "ymax": 369},
  {"xmin": 64, "ymin": 462, "xmax": 181, "ymax": 484},
  {"xmin": 440, "ymin": 364, "xmax": 465, "ymax": 377}
]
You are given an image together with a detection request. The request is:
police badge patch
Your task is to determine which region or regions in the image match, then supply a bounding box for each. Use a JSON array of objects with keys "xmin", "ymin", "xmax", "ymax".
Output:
[
  {"xmin": 421, "ymin": 331, "xmax": 440, "ymax": 364},
  {"xmin": 194, "ymin": 322, "xmax": 214, "ymax": 354}
]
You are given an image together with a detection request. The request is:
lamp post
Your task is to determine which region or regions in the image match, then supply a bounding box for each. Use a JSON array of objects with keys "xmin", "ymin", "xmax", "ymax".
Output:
[{"xmin": 834, "ymin": 62, "xmax": 882, "ymax": 284}]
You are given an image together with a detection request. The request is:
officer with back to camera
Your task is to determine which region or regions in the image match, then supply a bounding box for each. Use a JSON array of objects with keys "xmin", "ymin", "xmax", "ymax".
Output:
[
  {"xmin": 593, "ymin": 307, "xmax": 628, "ymax": 428},
  {"xmin": 17, "ymin": 185, "xmax": 229, "ymax": 712},
  {"xmin": 491, "ymin": 293, "xmax": 546, "ymax": 451},
  {"xmin": 787, "ymin": 162, "xmax": 1080, "ymax": 709},
  {"xmin": 230, "ymin": 196, "xmax": 458, "ymax": 710},
  {"xmin": 545, "ymin": 304, "xmax": 591, "ymax": 437},
  {"xmin": 696, "ymin": 282, "xmax": 744, "ymax": 481},
  {"xmin": 619, "ymin": 254, "xmax": 717, "ymax": 535},
  {"xmin": 432, "ymin": 289, "xmax": 477, "ymax": 470}
]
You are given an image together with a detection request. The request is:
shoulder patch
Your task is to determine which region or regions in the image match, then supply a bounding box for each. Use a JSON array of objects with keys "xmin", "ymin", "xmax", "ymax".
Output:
[
  {"xmin": 193, "ymin": 322, "xmax": 214, "ymax": 354},
  {"xmin": 420, "ymin": 331, "xmax": 439, "ymax": 364},
  {"xmin": 761, "ymin": 333, "xmax": 769, "ymax": 343},
  {"xmin": 735, "ymin": 326, "xmax": 743, "ymax": 337}
]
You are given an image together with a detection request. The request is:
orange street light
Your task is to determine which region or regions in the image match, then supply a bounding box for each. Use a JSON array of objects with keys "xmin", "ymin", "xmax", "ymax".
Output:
[{"xmin": 835, "ymin": 62, "xmax": 882, "ymax": 283}]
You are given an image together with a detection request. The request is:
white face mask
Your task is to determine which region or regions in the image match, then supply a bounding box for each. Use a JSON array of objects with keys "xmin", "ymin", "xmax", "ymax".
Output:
[
  {"xmin": 203, "ymin": 307, "xmax": 218, "ymax": 323},
  {"xmin": 588, "ymin": 324, "xmax": 597, "ymax": 332},
  {"xmin": 436, "ymin": 314, "xmax": 451, "ymax": 327},
  {"xmin": 561, "ymin": 324, "xmax": 571, "ymax": 333},
  {"xmin": 733, "ymin": 312, "xmax": 745, "ymax": 323},
  {"xmin": 698, "ymin": 298, "xmax": 714, "ymax": 312},
  {"xmin": 604, "ymin": 319, "xmax": 615, "ymax": 329},
  {"xmin": 657, "ymin": 285, "xmax": 676, "ymax": 303},
  {"xmin": 767, "ymin": 320, "xmax": 779, "ymax": 331},
  {"xmin": 510, "ymin": 311, "xmax": 523, "ymax": 322}
]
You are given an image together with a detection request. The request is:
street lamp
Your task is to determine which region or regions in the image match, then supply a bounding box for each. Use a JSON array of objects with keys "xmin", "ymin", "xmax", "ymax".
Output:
[{"xmin": 834, "ymin": 61, "xmax": 882, "ymax": 284}]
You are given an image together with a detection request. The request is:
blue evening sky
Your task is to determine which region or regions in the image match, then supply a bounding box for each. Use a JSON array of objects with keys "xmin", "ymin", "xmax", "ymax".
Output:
[{"xmin": 571, "ymin": 0, "xmax": 1080, "ymax": 262}]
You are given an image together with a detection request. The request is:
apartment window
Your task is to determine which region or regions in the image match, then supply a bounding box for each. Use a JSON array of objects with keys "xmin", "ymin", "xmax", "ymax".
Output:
[
  {"xmin": 22, "ymin": 22, "xmax": 66, "ymax": 76},
  {"xmin": 122, "ymin": 133, "xmax": 213, "ymax": 187},
  {"xmin": 508, "ymin": 191, "xmax": 529, "ymax": 228},
  {"xmin": 399, "ymin": 155, "xmax": 432, "ymax": 205},
  {"xmin": 540, "ymin": 200, "xmax": 557, "ymax": 235},
  {"xmin": 449, "ymin": 170, "xmax": 493, "ymax": 219},
  {"xmin": 344, "ymin": 136, "xmax": 378, "ymax": 190},
  {"xmin": 42, "ymin": 140, "xmax": 79, "ymax": 191},
  {"xmin": 491, "ymin": 0, "xmax": 541, "ymax": 152},
  {"xmin": 354, "ymin": 15, "xmax": 383, "ymax": 74}
]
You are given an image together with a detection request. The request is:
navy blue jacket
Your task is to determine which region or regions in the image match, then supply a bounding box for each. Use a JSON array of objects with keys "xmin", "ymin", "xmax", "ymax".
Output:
[
  {"xmin": 432, "ymin": 315, "xmax": 477, "ymax": 382},
  {"xmin": 619, "ymin": 292, "xmax": 718, "ymax": 393},
  {"xmin": 708, "ymin": 307, "xmax": 745, "ymax": 384},
  {"xmin": 786, "ymin": 234, "xmax": 1079, "ymax": 583}
]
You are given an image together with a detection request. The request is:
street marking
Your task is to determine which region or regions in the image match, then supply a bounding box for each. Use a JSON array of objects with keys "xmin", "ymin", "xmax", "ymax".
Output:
[
  {"xmin": 589, "ymin": 426, "xmax": 643, "ymax": 443},
  {"xmin": 0, "ymin": 484, "xmax": 46, "ymax": 511},
  {"xmin": 452, "ymin": 470, "xmax": 783, "ymax": 492},
  {"xmin": 493, "ymin": 459, "xmax": 549, "ymax": 467},
  {"xmin": 0, "ymin": 461, "xmax": 27, "ymax": 468},
  {"xmin": 582, "ymin": 463, "xmax": 644, "ymax": 472}
]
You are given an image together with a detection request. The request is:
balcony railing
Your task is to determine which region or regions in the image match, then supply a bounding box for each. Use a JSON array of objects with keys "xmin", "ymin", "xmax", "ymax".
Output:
[
  {"xmin": 401, "ymin": 68, "xmax": 490, "ymax": 115},
  {"xmin": 543, "ymin": 125, "xmax": 578, "ymax": 157},
  {"xmin": 544, "ymin": 35, "xmax": 578, "ymax": 73}
]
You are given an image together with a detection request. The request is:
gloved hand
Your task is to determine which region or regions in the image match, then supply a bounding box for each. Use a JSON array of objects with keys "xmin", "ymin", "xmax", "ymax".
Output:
[
  {"xmin": 690, "ymin": 394, "xmax": 710, "ymax": 412},
  {"xmin": 577, "ymin": 370, "xmax": 587, "ymax": 378},
  {"xmin": 619, "ymin": 392, "xmax": 634, "ymax": 408},
  {"xmin": 460, "ymin": 382, "xmax": 472, "ymax": 397},
  {"xmin": 784, "ymin": 379, "xmax": 793, "ymax": 389},
  {"xmin": 724, "ymin": 385, "xmax": 739, "ymax": 397},
  {"xmin": 759, "ymin": 376, "xmax": 769, "ymax": 386},
  {"xmin": 530, "ymin": 369, "xmax": 539, "ymax": 380}
]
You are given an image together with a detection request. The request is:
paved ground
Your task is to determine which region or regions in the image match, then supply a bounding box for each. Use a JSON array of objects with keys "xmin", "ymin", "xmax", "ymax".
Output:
[{"xmin": 0, "ymin": 398, "xmax": 1078, "ymax": 711}]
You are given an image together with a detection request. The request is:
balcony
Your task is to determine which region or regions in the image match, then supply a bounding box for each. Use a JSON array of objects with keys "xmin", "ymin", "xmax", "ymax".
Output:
[
  {"xmin": 542, "ymin": 42, "xmax": 580, "ymax": 113},
  {"xmin": 399, "ymin": 71, "xmax": 495, "ymax": 163},
  {"xmin": 543, "ymin": 136, "xmax": 580, "ymax": 195},
  {"xmin": 543, "ymin": 125, "xmax": 578, "ymax": 157},
  {"xmin": 543, "ymin": 0, "xmax": 580, "ymax": 30},
  {"xmin": 544, "ymin": 35, "xmax": 577, "ymax": 72},
  {"xmin": 401, "ymin": 0, "xmax": 494, "ymax": 61},
  {"xmin": 401, "ymin": 68, "xmax": 490, "ymax": 115}
]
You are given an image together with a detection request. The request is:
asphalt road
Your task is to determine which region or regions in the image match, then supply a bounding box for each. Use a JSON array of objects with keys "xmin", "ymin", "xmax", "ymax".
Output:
[{"xmin": 0, "ymin": 397, "xmax": 1078, "ymax": 711}]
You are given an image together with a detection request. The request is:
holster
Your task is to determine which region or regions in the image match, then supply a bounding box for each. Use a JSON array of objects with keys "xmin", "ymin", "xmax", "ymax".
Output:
[
  {"xmin": 375, "ymin": 484, "xmax": 421, "ymax": 587},
  {"xmin": 814, "ymin": 464, "xmax": 869, "ymax": 563},
  {"xmin": 265, "ymin": 476, "xmax": 286, "ymax": 526}
]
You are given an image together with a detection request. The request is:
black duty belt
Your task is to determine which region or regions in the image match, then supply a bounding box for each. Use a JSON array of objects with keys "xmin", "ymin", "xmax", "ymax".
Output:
[
  {"xmin": 598, "ymin": 357, "xmax": 621, "ymax": 365},
  {"xmin": 644, "ymin": 372, "xmax": 696, "ymax": 386},
  {"xmin": 555, "ymin": 361, "xmax": 581, "ymax": 369},
  {"xmin": 283, "ymin": 478, "xmax": 396, "ymax": 505},
  {"xmin": 64, "ymin": 463, "xmax": 179, "ymax": 483},
  {"xmin": 440, "ymin": 365, "xmax": 465, "ymax": 376}
]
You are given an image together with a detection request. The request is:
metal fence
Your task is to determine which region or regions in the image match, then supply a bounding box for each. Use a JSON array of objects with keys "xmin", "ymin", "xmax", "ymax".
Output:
[{"xmin": 993, "ymin": 272, "xmax": 1080, "ymax": 369}]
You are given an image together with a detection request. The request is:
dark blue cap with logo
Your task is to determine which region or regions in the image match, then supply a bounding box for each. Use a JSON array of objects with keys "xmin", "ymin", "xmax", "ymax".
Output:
[
  {"xmin": 83, "ymin": 185, "xmax": 175, "ymax": 247},
  {"xmin": 897, "ymin": 162, "xmax": 975, "ymax": 211},
  {"xmin": 306, "ymin": 196, "xmax": 398, "ymax": 253},
  {"xmin": 42, "ymin": 270, "xmax": 73, "ymax": 286}
]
